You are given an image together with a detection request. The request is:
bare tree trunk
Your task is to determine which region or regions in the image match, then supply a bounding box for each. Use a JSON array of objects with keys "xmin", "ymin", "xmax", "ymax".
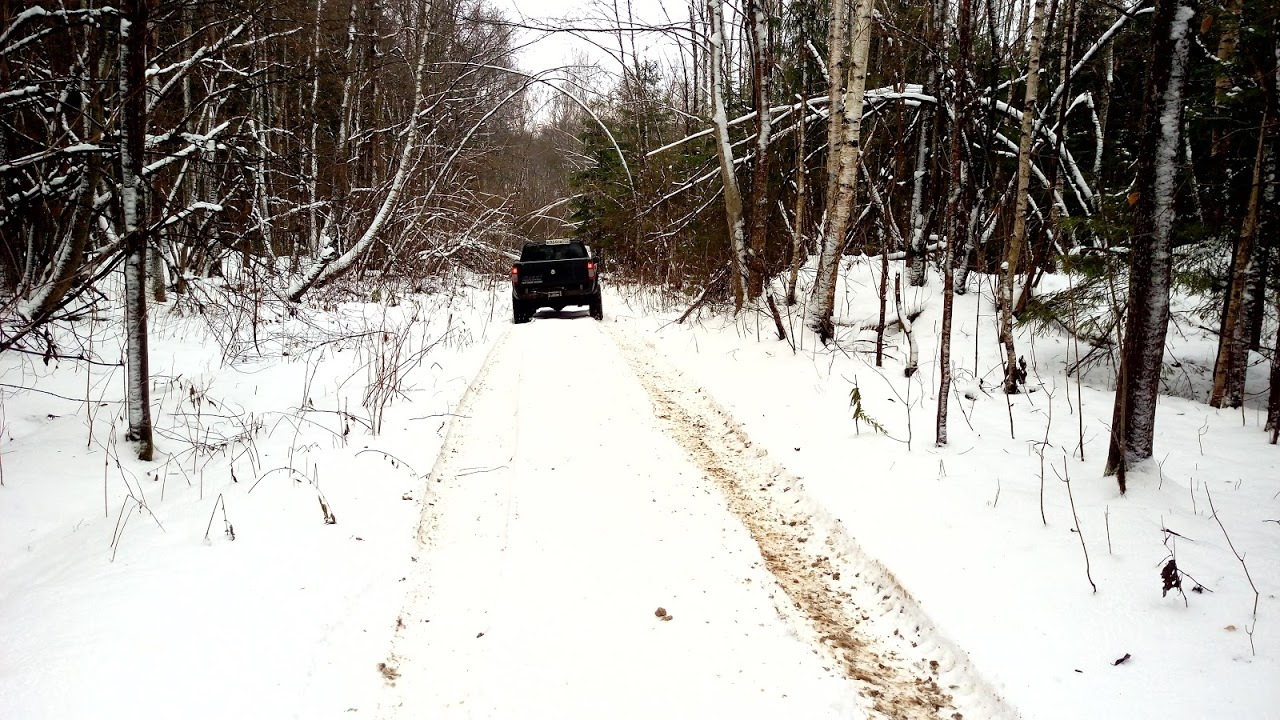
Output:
[
  {"xmin": 1267, "ymin": 23, "xmax": 1280, "ymax": 441},
  {"xmin": 307, "ymin": 0, "xmax": 325, "ymax": 255},
  {"xmin": 149, "ymin": 238, "xmax": 167, "ymax": 303},
  {"xmin": 1211, "ymin": 0, "xmax": 1244, "ymax": 159},
  {"xmin": 1104, "ymin": 0, "xmax": 1194, "ymax": 487},
  {"xmin": 120, "ymin": 0, "xmax": 154, "ymax": 461},
  {"xmin": 906, "ymin": 109, "xmax": 932, "ymax": 287},
  {"xmin": 938, "ymin": 0, "xmax": 973, "ymax": 448},
  {"xmin": 1096, "ymin": 30, "xmax": 1114, "ymax": 193},
  {"xmin": 746, "ymin": 0, "xmax": 774, "ymax": 299},
  {"xmin": 1000, "ymin": 0, "xmax": 1048, "ymax": 394},
  {"xmin": 1210, "ymin": 105, "xmax": 1272, "ymax": 408},
  {"xmin": 1268, "ymin": 313, "xmax": 1280, "ymax": 442},
  {"xmin": 895, "ymin": 273, "xmax": 918, "ymax": 376},
  {"xmin": 1017, "ymin": 0, "xmax": 1078, "ymax": 315},
  {"xmin": 13, "ymin": 30, "xmax": 106, "ymax": 322},
  {"xmin": 1017, "ymin": 0, "xmax": 1032, "ymax": 58},
  {"xmin": 907, "ymin": 0, "xmax": 944, "ymax": 288},
  {"xmin": 706, "ymin": 0, "xmax": 748, "ymax": 310},
  {"xmin": 876, "ymin": 226, "xmax": 888, "ymax": 366},
  {"xmin": 823, "ymin": 0, "xmax": 849, "ymax": 216},
  {"xmin": 787, "ymin": 97, "xmax": 809, "ymax": 305},
  {"xmin": 863, "ymin": 161, "xmax": 905, "ymax": 371},
  {"xmin": 809, "ymin": 0, "xmax": 874, "ymax": 341}
]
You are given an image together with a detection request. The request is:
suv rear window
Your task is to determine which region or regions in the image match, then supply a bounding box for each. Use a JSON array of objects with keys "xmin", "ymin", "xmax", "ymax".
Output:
[{"xmin": 520, "ymin": 242, "xmax": 588, "ymax": 262}]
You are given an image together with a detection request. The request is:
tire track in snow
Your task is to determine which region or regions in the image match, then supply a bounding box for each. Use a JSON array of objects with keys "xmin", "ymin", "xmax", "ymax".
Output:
[
  {"xmin": 377, "ymin": 326, "xmax": 519, "ymax": 717},
  {"xmin": 608, "ymin": 325, "xmax": 1019, "ymax": 720}
]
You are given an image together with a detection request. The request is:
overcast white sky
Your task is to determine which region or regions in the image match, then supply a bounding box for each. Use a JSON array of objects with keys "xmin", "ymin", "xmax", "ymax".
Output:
[{"xmin": 493, "ymin": 0, "xmax": 690, "ymax": 78}]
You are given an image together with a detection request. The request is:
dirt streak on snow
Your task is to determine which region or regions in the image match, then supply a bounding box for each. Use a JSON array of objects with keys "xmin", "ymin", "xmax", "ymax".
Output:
[{"xmin": 609, "ymin": 325, "xmax": 1018, "ymax": 720}]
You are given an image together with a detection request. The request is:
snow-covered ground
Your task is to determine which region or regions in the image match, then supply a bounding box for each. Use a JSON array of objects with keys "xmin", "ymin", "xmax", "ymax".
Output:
[
  {"xmin": 615, "ymin": 257, "xmax": 1280, "ymax": 719},
  {"xmin": 1, "ymin": 259, "xmax": 1277, "ymax": 719},
  {"xmin": 0, "ymin": 277, "xmax": 505, "ymax": 718}
]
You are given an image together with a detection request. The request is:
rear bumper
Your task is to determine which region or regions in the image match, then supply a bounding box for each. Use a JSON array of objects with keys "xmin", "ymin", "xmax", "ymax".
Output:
[{"xmin": 513, "ymin": 283, "xmax": 598, "ymax": 303}]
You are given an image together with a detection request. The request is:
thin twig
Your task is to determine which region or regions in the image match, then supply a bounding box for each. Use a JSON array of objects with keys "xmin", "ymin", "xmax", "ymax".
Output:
[
  {"xmin": 0, "ymin": 382, "xmax": 123, "ymax": 404},
  {"xmin": 355, "ymin": 448, "xmax": 420, "ymax": 476},
  {"xmin": 203, "ymin": 493, "xmax": 234, "ymax": 542},
  {"xmin": 1105, "ymin": 505, "xmax": 1112, "ymax": 554},
  {"xmin": 1056, "ymin": 454, "xmax": 1096, "ymax": 593},
  {"xmin": 1205, "ymin": 484, "xmax": 1260, "ymax": 656}
]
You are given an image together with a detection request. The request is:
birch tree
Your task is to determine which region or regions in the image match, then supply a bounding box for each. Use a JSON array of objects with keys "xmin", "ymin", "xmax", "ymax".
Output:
[
  {"xmin": 120, "ymin": 0, "xmax": 154, "ymax": 460},
  {"xmin": 809, "ymin": 0, "xmax": 875, "ymax": 342},
  {"xmin": 907, "ymin": 0, "xmax": 945, "ymax": 288},
  {"xmin": 746, "ymin": 0, "xmax": 775, "ymax": 298},
  {"xmin": 999, "ymin": 0, "xmax": 1048, "ymax": 395},
  {"xmin": 705, "ymin": 0, "xmax": 749, "ymax": 310},
  {"xmin": 938, "ymin": 0, "xmax": 974, "ymax": 447},
  {"xmin": 1104, "ymin": 0, "xmax": 1196, "ymax": 488}
]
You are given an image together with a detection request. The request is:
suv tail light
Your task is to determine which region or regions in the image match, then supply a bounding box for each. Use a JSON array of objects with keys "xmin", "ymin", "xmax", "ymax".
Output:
[
  {"xmin": 587, "ymin": 261, "xmax": 596, "ymax": 279},
  {"xmin": 510, "ymin": 266, "xmax": 518, "ymax": 283}
]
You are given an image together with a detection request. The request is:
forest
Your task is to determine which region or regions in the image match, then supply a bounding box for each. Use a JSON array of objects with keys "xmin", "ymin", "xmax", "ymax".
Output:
[
  {"xmin": 3, "ymin": 2, "xmax": 1279, "ymax": 717},
  {"xmin": 2, "ymin": 0, "xmax": 1278, "ymax": 474}
]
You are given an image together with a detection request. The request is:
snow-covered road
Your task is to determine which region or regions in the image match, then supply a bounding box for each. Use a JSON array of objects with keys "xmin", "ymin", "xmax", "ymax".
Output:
[
  {"xmin": 378, "ymin": 312, "xmax": 1007, "ymax": 719},
  {"xmin": 380, "ymin": 312, "xmax": 860, "ymax": 717}
]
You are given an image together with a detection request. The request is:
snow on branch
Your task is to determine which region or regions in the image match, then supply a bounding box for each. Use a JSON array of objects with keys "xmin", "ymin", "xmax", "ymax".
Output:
[
  {"xmin": 0, "ymin": 84, "xmax": 39, "ymax": 102},
  {"xmin": 159, "ymin": 201, "xmax": 223, "ymax": 228},
  {"xmin": 143, "ymin": 121, "xmax": 232, "ymax": 177},
  {"xmin": 1041, "ymin": 1, "xmax": 1152, "ymax": 118},
  {"xmin": 0, "ymin": 144, "xmax": 103, "ymax": 175},
  {"xmin": 0, "ymin": 6, "xmax": 119, "ymax": 56},
  {"xmin": 147, "ymin": 20, "xmax": 250, "ymax": 102}
]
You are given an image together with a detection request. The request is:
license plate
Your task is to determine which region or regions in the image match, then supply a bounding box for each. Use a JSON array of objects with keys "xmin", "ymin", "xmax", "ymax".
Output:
[{"xmin": 546, "ymin": 290, "xmax": 562, "ymax": 298}]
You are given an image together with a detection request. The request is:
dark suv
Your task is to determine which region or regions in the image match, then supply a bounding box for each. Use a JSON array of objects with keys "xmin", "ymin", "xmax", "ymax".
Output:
[{"xmin": 510, "ymin": 240, "xmax": 603, "ymax": 324}]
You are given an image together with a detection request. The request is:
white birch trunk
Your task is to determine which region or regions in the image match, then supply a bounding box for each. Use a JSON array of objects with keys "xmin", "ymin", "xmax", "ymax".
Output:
[
  {"xmin": 120, "ymin": 0, "xmax": 154, "ymax": 460},
  {"xmin": 907, "ymin": 0, "xmax": 944, "ymax": 288},
  {"xmin": 1000, "ymin": 0, "xmax": 1048, "ymax": 394},
  {"xmin": 822, "ymin": 0, "xmax": 849, "ymax": 219},
  {"xmin": 1105, "ymin": 0, "xmax": 1194, "ymax": 484},
  {"xmin": 938, "ymin": 0, "xmax": 974, "ymax": 447},
  {"xmin": 906, "ymin": 110, "xmax": 931, "ymax": 287},
  {"xmin": 809, "ymin": 0, "xmax": 874, "ymax": 341},
  {"xmin": 706, "ymin": 0, "xmax": 748, "ymax": 309},
  {"xmin": 746, "ymin": 0, "xmax": 773, "ymax": 299},
  {"xmin": 308, "ymin": 0, "xmax": 324, "ymax": 254}
]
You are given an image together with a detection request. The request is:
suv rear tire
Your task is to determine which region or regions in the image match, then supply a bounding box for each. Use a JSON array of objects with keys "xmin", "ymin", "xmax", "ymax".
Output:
[{"xmin": 513, "ymin": 301, "xmax": 531, "ymax": 324}]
